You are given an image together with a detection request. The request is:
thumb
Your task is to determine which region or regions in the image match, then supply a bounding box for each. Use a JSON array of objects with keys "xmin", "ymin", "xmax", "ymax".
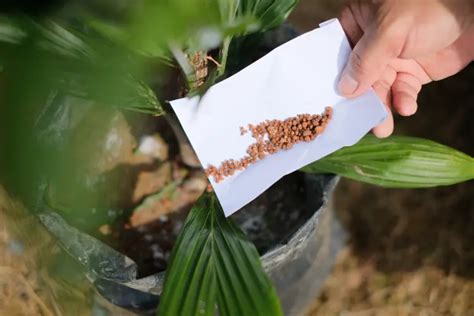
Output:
[{"xmin": 338, "ymin": 24, "xmax": 404, "ymax": 97}]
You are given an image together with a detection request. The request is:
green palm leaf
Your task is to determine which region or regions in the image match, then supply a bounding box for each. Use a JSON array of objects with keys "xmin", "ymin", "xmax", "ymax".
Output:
[
  {"xmin": 239, "ymin": 0, "xmax": 299, "ymax": 31},
  {"xmin": 302, "ymin": 135, "xmax": 474, "ymax": 188},
  {"xmin": 0, "ymin": 16, "xmax": 164, "ymax": 116},
  {"xmin": 159, "ymin": 193, "xmax": 283, "ymax": 316}
]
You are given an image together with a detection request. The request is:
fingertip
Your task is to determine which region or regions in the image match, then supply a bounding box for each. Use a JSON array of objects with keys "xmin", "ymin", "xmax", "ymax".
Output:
[
  {"xmin": 372, "ymin": 113, "xmax": 394, "ymax": 138},
  {"xmin": 392, "ymin": 73, "xmax": 421, "ymax": 117},
  {"xmin": 397, "ymin": 100, "xmax": 418, "ymax": 116},
  {"xmin": 373, "ymin": 125, "xmax": 393, "ymax": 138},
  {"xmin": 392, "ymin": 89, "xmax": 418, "ymax": 117}
]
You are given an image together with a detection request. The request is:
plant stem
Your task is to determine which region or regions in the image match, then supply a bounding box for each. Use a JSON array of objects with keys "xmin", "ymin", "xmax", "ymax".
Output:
[
  {"xmin": 217, "ymin": 35, "xmax": 232, "ymax": 78},
  {"xmin": 169, "ymin": 42, "xmax": 195, "ymax": 89}
]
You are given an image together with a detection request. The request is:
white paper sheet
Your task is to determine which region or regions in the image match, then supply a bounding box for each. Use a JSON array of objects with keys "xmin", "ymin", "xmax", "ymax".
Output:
[{"xmin": 170, "ymin": 19, "xmax": 387, "ymax": 216}]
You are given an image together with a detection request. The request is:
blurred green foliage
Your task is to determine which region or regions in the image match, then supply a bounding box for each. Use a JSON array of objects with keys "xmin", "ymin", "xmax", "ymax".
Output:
[
  {"xmin": 0, "ymin": 0, "xmax": 300, "ymax": 214},
  {"xmin": 0, "ymin": 1, "xmax": 299, "ymax": 315},
  {"xmin": 0, "ymin": 0, "xmax": 219, "ymax": 211}
]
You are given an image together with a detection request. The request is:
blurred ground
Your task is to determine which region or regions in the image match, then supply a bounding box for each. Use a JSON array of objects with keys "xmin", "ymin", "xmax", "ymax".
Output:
[
  {"xmin": 0, "ymin": 187, "xmax": 90, "ymax": 316},
  {"xmin": 0, "ymin": 202, "xmax": 52, "ymax": 316},
  {"xmin": 290, "ymin": 1, "xmax": 474, "ymax": 315}
]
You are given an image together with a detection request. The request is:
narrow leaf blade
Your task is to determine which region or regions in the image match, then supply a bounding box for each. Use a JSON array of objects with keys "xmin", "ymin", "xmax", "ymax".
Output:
[
  {"xmin": 159, "ymin": 193, "xmax": 282, "ymax": 316},
  {"xmin": 239, "ymin": 0, "xmax": 299, "ymax": 31},
  {"xmin": 302, "ymin": 135, "xmax": 474, "ymax": 188}
]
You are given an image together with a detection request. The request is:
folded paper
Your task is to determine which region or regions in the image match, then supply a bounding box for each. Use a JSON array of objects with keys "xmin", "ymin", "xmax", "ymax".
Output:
[{"xmin": 170, "ymin": 19, "xmax": 387, "ymax": 216}]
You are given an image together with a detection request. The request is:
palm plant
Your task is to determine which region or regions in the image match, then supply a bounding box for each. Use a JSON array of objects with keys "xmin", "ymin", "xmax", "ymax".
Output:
[{"xmin": 0, "ymin": 1, "xmax": 473, "ymax": 315}]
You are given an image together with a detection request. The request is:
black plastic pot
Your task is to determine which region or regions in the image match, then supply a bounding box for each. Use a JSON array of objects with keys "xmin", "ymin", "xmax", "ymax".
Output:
[
  {"xmin": 262, "ymin": 178, "xmax": 345, "ymax": 315},
  {"xmin": 38, "ymin": 172, "xmax": 345, "ymax": 316}
]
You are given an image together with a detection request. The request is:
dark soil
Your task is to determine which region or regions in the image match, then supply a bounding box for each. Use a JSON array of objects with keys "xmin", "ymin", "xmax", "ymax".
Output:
[
  {"xmin": 232, "ymin": 172, "xmax": 331, "ymax": 254},
  {"xmin": 117, "ymin": 169, "xmax": 329, "ymax": 278}
]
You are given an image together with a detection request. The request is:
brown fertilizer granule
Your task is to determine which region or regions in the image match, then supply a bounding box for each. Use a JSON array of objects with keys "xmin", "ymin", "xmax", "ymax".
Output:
[
  {"xmin": 205, "ymin": 106, "xmax": 333, "ymax": 183},
  {"xmin": 239, "ymin": 126, "xmax": 248, "ymax": 135}
]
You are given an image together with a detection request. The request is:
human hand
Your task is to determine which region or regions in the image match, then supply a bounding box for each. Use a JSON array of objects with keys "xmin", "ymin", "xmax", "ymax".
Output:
[{"xmin": 338, "ymin": 0, "xmax": 474, "ymax": 137}]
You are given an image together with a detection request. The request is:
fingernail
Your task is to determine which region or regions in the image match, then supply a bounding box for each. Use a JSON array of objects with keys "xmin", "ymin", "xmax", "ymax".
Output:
[{"xmin": 338, "ymin": 72, "xmax": 359, "ymax": 96}]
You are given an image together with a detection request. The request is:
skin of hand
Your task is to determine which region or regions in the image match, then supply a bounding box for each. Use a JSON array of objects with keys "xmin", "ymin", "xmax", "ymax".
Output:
[{"xmin": 338, "ymin": 0, "xmax": 474, "ymax": 137}]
